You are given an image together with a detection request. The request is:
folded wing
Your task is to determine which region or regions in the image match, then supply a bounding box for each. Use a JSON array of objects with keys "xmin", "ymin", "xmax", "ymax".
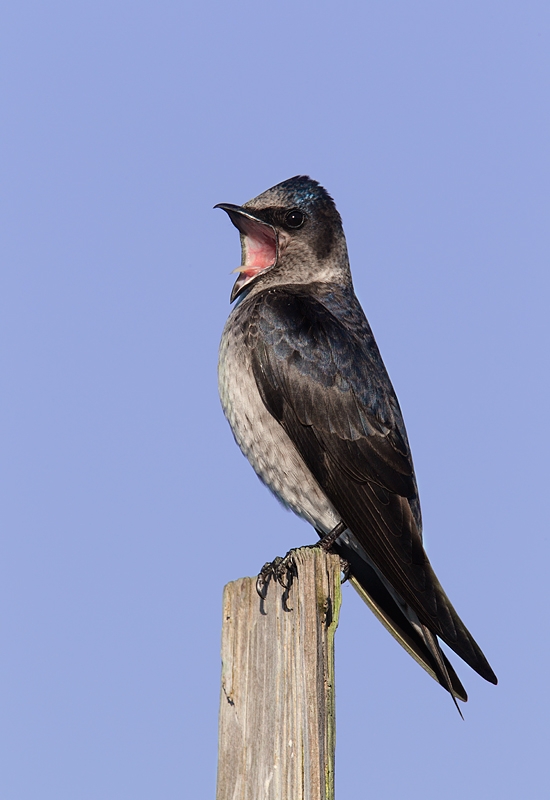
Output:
[{"xmin": 247, "ymin": 287, "xmax": 497, "ymax": 686}]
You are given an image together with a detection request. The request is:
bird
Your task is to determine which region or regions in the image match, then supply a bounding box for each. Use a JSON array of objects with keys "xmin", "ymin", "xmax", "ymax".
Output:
[{"xmin": 216, "ymin": 175, "xmax": 497, "ymax": 710}]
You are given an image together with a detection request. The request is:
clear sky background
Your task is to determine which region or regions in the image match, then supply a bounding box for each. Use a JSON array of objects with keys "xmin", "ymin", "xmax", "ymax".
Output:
[{"xmin": 1, "ymin": 2, "xmax": 549, "ymax": 798}]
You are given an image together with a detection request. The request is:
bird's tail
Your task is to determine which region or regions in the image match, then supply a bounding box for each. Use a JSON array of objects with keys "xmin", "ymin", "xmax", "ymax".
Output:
[
  {"xmin": 335, "ymin": 540, "xmax": 469, "ymax": 703},
  {"xmin": 425, "ymin": 563, "xmax": 498, "ymax": 687}
]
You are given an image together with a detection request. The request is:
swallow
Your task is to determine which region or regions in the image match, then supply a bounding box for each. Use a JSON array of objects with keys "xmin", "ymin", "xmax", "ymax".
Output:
[{"xmin": 216, "ymin": 176, "xmax": 497, "ymax": 710}]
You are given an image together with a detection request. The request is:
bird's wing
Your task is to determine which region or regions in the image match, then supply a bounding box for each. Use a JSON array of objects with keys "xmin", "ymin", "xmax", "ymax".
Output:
[{"xmin": 248, "ymin": 288, "xmax": 496, "ymax": 685}]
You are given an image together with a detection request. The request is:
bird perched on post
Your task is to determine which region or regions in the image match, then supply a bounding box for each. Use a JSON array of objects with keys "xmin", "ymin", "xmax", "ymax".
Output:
[{"xmin": 216, "ymin": 176, "xmax": 497, "ymax": 709}]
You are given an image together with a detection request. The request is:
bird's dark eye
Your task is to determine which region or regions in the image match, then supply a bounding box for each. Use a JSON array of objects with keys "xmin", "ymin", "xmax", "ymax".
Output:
[{"xmin": 284, "ymin": 209, "xmax": 305, "ymax": 229}]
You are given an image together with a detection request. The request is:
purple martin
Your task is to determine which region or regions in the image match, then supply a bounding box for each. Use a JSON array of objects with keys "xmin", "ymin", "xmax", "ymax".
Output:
[{"xmin": 216, "ymin": 176, "xmax": 497, "ymax": 709}]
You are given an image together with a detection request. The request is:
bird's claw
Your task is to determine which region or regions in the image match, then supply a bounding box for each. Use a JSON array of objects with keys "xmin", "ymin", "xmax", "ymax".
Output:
[
  {"xmin": 340, "ymin": 557, "xmax": 351, "ymax": 584},
  {"xmin": 256, "ymin": 560, "xmax": 275, "ymax": 599},
  {"xmin": 255, "ymin": 551, "xmax": 298, "ymax": 599}
]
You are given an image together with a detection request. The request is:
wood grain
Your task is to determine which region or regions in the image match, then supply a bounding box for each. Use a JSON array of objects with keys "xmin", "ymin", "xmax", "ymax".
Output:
[{"xmin": 216, "ymin": 547, "xmax": 341, "ymax": 800}]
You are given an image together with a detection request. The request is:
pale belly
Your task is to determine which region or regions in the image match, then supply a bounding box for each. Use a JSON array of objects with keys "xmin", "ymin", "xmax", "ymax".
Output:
[{"xmin": 218, "ymin": 314, "xmax": 339, "ymax": 535}]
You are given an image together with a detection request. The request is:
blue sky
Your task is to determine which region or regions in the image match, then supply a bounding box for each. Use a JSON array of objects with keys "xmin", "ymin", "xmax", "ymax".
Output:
[{"xmin": 1, "ymin": 2, "xmax": 549, "ymax": 797}]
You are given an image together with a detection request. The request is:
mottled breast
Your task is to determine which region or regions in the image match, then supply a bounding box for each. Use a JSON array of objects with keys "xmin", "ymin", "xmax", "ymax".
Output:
[{"xmin": 218, "ymin": 295, "xmax": 339, "ymax": 533}]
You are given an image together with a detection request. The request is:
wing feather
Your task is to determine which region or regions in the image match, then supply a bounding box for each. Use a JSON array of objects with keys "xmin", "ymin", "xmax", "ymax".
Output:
[{"xmin": 248, "ymin": 287, "xmax": 497, "ymax": 684}]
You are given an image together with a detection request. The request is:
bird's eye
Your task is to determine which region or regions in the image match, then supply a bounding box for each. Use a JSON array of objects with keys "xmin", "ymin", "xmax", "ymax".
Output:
[{"xmin": 284, "ymin": 209, "xmax": 305, "ymax": 229}]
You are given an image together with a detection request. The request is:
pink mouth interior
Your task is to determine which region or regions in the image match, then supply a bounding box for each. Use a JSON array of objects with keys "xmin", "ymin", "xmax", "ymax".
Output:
[{"xmin": 239, "ymin": 217, "xmax": 277, "ymax": 278}]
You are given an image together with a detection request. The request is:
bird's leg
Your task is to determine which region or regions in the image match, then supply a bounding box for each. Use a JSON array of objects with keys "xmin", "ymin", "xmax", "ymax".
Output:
[
  {"xmin": 317, "ymin": 520, "xmax": 347, "ymax": 551},
  {"xmin": 316, "ymin": 521, "xmax": 351, "ymax": 583}
]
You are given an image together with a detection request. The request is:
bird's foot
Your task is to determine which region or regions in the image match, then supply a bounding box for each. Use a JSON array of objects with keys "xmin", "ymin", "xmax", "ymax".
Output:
[
  {"xmin": 256, "ymin": 551, "xmax": 298, "ymax": 600},
  {"xmin": 339, "ymin": 556, "xmax": 351, "ymax": 584},
  {"xmin": 256, "ymin": 537, "xmax": 351, "ymax": 601}
]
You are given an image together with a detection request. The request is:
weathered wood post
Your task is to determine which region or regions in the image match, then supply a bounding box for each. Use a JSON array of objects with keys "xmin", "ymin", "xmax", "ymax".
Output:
[{"xmin": 216, "ymin": 547, "xmax": 341, "ymax": 800}]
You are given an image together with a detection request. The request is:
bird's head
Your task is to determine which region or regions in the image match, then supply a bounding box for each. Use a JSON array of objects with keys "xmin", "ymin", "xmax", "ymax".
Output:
[{"xmin": 216, "ymin": 176, "xmax": 351, "ymax": 302}]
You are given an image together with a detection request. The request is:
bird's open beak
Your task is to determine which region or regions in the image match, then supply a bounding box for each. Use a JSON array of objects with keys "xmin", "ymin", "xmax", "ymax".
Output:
[{"xmin": 215, "ymin": 204, "xmax": 278, "ymax": 302}]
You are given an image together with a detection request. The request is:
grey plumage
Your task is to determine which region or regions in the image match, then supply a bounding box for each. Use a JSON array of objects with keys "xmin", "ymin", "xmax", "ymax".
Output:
[{"xmin": 217, "ymin": 176, "xmax": 497, "ymax": 707}]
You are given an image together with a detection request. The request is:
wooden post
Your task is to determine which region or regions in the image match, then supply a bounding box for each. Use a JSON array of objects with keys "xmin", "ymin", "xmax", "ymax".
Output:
[{"xmin": 216, "ymin": 547, "xmax": 341, "ymax": 800}]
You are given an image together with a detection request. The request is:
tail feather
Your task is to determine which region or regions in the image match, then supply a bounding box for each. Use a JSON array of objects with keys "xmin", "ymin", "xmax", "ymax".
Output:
[
  {"xmin": 421, "ymin": 624, "xmax": 464, "ymax": 718},
  {"xmin": 336, "ymin": 540, "xmax": 468, "ymax": 703},
  {"xmin": 428, "ymin": 566, "xmax": 498, "ymax": 685}
]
